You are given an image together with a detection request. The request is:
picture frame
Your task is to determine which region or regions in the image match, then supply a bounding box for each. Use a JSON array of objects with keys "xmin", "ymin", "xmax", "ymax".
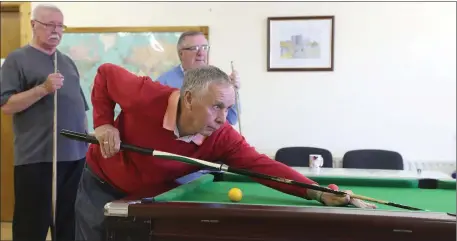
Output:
[{"xmin": 267, "ymin": 16, "xmax": 334, "ymax": 72}]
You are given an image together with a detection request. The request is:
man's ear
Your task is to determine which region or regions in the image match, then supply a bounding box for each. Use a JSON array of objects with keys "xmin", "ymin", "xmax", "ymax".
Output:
[
  {"xmin": 183, "ymin": 91, "xmax": 193, "ymax": 109},
  {"xmin": 178, "ymin": 50, "xmax": 183, "ymax": 60}
]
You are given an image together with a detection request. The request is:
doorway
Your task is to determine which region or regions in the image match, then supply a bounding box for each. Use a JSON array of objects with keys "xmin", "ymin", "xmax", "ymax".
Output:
[{"xmin": 0, "ymin": 1, "xmax": 31, "ymax": 223}]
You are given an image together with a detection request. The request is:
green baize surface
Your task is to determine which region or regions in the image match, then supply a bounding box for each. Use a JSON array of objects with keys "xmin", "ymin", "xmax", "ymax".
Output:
[{"xmin": 154, "ymin": 173, "xmax": 456, "ymax": 214}]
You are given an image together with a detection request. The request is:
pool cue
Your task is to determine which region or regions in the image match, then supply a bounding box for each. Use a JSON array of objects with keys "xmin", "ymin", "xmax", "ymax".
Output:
[
  {"xmin": 231, "ymin": 61, "xmax": 242, "ymax": 134},
  {"xmin": 59, "ymin": 130, "xmax": 440, "ymax": 213},
  {"xmin": 51, "ymin": 52, "xmax": 58, "ymax": 241},
  {"xmin": 60, "ymin": 130, "xmax": 342, "ymax": 196}
]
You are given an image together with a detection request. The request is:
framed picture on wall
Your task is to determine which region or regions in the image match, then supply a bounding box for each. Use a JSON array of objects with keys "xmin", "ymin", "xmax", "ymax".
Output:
[{"xmin": 267, "ymin": 16, "xmax": 334, "ymax": 72}]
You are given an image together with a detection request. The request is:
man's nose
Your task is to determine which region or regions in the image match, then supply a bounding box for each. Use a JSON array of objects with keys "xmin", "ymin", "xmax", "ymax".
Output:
[
  {"xmin": 215, "ymin": 110, "xmax": 227, "ymax": 124},
  {"xmin": 215, "ymin": 117, "xmax": 224, "ymax": 125}
]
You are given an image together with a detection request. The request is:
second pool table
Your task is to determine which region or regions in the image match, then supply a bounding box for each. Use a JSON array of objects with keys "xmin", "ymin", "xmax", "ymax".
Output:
[{"xmin": 104, "ymin": 171, "xmax": 456, "ymax": 241}]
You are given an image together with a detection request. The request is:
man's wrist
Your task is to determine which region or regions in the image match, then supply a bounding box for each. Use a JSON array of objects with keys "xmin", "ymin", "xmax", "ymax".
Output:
[
  {"xmin": 306, "ymin": 185, "xmax": 324, "ymax": 201},
  {"xmin": 317, "ymin": 191, "xmax": 325, "ymax": 204},
  {"xmin": 35, "ymin": 85, "xmax": 49, "ymax": 97}
]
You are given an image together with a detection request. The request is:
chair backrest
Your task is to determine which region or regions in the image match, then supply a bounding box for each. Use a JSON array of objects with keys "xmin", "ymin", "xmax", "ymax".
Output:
[
  {"xmin": 274, "ymin": 147, "xmax": 333, "ymax": 167},
  {"xmin": 342, "ymin": 149, "xmax": 404, "ymax": 170}
]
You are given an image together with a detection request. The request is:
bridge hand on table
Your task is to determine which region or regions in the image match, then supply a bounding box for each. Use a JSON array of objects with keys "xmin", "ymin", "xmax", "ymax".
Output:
[{"xmin": 321, "ymin": 186, "xmax": 377, "ymax": 209}]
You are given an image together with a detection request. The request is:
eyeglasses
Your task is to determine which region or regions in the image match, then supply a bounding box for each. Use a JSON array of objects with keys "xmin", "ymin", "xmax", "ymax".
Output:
[
  {"xmin": 34, "ymin": 20, "xmax": 67, "ymax": 31},
  {"xmin": 180, "ymin": 45, "xmax": 210, "ymax": 52}
]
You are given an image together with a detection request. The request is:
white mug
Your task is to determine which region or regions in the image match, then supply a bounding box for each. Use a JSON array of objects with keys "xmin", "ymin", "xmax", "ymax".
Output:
[{"xmin": 309, "ymin": 154, "xmax": 323, "ymax": 168}]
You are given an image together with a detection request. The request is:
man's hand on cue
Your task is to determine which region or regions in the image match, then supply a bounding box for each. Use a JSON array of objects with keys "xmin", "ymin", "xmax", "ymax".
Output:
[
  {"xmin": 308, "ymin": 185, "xmax": 377, "ymax": 209},
  {"xmin": 94, "ymin": 124, "xmax": 121, "ymax": 158},
  {"xmin": 321, "ymin": 190, "xmax": 377, "ymax": 208},
  {"xmin": 230, "ymin": 61, "xmax": 240, "ymax": 89}
]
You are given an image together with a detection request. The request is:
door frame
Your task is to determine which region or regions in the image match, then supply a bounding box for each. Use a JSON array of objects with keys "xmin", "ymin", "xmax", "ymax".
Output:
[{"xmin": 1, "ymin": 2, "xmax": 32, "ymax": 47}]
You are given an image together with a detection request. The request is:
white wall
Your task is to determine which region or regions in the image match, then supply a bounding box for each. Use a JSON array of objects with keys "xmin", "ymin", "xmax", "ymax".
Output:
[{"xmin": 34, "ymin": 2, "xmax": 457, "ymax": 162}]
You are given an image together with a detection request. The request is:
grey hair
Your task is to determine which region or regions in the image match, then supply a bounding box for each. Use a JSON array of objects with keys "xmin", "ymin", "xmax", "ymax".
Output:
[
  {"xmin": 180, "ymin": 65, "xmax": 233, "ymax": 99},
  {"xmin": 32, "ymin": 4, "xmax": 62, "ymax": 20},
  {"xmin": 177, "ymin": 31, "xmax": 205, "ymax": 50}
]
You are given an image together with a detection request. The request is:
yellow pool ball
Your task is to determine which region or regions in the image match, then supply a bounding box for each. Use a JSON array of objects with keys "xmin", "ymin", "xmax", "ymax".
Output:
[{"xmin": 228, "ymin": 188, "xmax": 243, "ymax": 202}]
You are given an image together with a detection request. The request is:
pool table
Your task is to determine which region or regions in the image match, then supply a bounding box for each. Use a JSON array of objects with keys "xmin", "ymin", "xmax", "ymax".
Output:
[{"xmin": 103, "ymin": 171, "xmax": 456, "ymax": 241}]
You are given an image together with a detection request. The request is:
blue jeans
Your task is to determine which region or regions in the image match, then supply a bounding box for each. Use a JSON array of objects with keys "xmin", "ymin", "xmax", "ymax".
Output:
[{"xmin": 74, "ymin": 166, "xmax": 125, "ymax": 241}]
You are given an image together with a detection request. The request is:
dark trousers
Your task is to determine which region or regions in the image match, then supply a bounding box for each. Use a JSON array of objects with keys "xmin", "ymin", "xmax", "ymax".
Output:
[
  {"xmin": 12, "ymin": 159, "xmax": 85, "ymax": 241},
  {"xmin": 75, "ymin": 166, "xmax": 126, "ymax": 241}
]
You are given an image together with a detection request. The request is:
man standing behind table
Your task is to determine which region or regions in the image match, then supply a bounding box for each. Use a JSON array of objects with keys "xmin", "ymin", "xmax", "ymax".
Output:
[
  {"xmin": 0, "ymin": 4, "xmax": 89, "ymax": 241},
  {"xmin": 158, "ymin": 31, "xmax": 241, "ymax": 125}
]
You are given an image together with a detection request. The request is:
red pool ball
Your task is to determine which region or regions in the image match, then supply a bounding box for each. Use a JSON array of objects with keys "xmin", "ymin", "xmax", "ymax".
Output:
[{"xmin": 328, "ymin": 184, "xmax": 339, "ymax": 191}]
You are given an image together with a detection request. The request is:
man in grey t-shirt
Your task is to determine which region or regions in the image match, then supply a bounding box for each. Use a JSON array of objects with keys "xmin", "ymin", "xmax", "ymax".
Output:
[{"xmin": 0, "ymin": 4, "xmax": 88, "ymax": 241}]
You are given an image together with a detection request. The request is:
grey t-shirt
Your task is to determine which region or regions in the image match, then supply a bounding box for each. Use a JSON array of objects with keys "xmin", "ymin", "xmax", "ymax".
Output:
[{"xmin": 0, "ymin": 45, "xmax": 89, "ymax": 165}]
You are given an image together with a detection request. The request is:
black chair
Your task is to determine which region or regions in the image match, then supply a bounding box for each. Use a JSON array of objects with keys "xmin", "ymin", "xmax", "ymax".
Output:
[
  {"xmin": 274, "ymin": 147, "xmax": 333, "ymax": 167},
  {"xmin": 342, "ymin": 149, "xmax": 404, "ymax": 170}
]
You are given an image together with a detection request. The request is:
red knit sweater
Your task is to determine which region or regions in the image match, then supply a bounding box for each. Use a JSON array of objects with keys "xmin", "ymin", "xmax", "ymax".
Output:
[{"xmin": 86, "ymin": 63, "xmax": 317, "ymax": 199}]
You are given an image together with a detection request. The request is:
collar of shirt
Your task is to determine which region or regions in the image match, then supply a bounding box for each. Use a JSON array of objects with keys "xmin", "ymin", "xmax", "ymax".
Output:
[{"xmin": 162, "ymin": 90, "xmax": 205, "ymax": 145}]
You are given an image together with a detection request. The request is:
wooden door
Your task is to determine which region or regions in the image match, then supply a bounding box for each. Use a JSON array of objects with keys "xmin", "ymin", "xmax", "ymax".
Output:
[{"xmin": 1, "ymin": 9, "xmax": 21, "ymax": 222}]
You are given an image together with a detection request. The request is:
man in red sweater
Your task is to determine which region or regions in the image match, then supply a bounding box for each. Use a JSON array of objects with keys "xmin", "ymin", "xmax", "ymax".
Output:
[{"xmin": 74, "ymin": 63, "xmax": 375, "ymax": 241}]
